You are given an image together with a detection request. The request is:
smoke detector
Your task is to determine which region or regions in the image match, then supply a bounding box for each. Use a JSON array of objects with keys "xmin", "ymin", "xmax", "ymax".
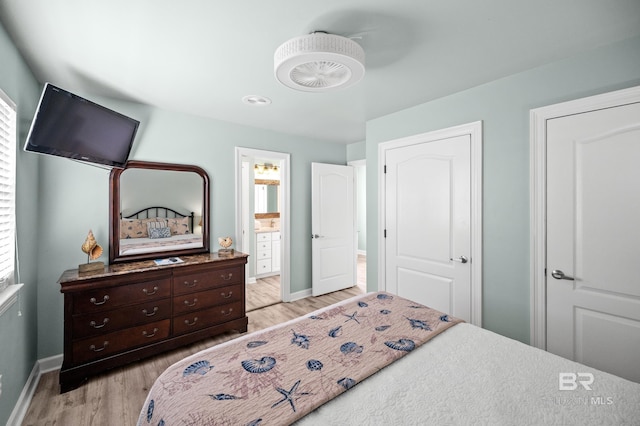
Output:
[{"xmin": 274, "ymin": 32, "xmax": 365, "ymax": 92}]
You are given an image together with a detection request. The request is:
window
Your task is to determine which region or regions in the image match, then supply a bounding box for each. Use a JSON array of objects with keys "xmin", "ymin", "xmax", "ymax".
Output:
[{"xmin": 0, "ymin": 88, "xmax": 16, "ymax": 293}]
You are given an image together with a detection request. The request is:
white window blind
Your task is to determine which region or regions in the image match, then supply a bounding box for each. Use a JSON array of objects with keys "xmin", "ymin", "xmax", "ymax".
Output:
[{"xmin": 0, "ymin": 89, "xmax": 16, "ymax": 293}]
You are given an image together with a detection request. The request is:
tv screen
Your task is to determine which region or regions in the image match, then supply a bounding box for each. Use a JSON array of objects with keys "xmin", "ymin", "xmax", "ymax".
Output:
[{"xmin": 24, "ymin": 83, "xmax": 139, "ymax": 168}]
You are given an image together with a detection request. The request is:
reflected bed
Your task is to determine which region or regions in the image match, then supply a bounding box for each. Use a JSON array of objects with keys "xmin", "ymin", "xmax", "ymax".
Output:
[{"xmin": 119, "ymin": 206, "xmax": 202, "ymax": 255}]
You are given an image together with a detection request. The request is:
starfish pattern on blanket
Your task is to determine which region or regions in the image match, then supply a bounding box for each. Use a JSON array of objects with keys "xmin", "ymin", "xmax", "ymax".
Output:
[
  {"xmin": 271, "ymin": 380, "xmax": 311, "ymax": 413},
  {"xmin": 343, "ymin": 311, "xmax": 362, "ymax": 324}
]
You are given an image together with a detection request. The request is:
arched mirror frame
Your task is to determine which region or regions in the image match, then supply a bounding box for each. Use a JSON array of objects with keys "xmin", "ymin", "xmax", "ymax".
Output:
[{"xmin": 109, "ymin": 160, "xmax": 210, "ymax": 263}]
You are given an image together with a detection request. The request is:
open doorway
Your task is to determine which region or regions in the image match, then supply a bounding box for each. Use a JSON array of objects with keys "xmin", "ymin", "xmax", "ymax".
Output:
[
  {"xmin": 235, "ymin": 148, "xmax": 291, "ymax": 311},
  {"xmin": 349, "ymin": 159, "xmax": 367, "ymax": 292}
]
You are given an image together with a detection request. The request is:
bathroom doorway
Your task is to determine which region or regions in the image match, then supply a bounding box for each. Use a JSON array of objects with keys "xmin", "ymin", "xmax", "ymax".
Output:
[
  {"xmin": 349, "ymin": 159, "xmax": 367, "ymax": 292},
  {"xmin": 235, "ymin": 148, "xmax": 290, "ymax": 311}
]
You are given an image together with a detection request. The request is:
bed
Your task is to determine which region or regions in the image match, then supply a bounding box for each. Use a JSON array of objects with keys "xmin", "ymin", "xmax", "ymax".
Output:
[
  {"xmin": 119, "ymin": 206, "xmax": 203, "ymax": 255},
  {"xmin": 137, "ymin": 292, "xmax": 640, "ymax": 425}
]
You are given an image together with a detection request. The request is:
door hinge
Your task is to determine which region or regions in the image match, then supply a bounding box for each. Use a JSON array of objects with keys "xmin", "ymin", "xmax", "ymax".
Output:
[
  {"xmin": 384, "ymin": 229, "xmax": 387, "ymax": 238},
  {"xmin": 384, "ymin": 165, "xmax": 387, "ymax": 174}
]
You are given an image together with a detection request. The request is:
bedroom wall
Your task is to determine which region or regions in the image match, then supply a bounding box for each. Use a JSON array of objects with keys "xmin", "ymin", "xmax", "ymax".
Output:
[
  {"xmin": 0, "ymin": 21, "xmax": 41, "ymax": 426},
  {"xmin": 366, "ymin": 35, "xmax": 640, "ymax": 344},
  {"xmin": 34, "ymin": 103, "xmax": 348, "ymax": 359}
]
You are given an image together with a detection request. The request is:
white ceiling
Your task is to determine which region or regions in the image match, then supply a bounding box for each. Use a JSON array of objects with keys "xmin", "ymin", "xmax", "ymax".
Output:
[{"xmin": 1, "ymin": 0, "xmax": 639, "ymax": 144}]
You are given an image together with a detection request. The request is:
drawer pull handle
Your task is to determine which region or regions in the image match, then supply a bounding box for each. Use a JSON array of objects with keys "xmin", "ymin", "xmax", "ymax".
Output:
[
  {"xmin": 184, "ymin": 317, "xmax": 198, "ymax": 326},
  {"xmin": 221, "ymin": 291, "xmax": 233, "ymax": 299},
  {"xmin": 221, "ymin": 273, "xmax": 233, "ymax": 281},
  {"xmin": 221, "ymin": 308, "xmax": 233, "ymax": 316},
  {"xmin": 89, "ymin": 295, "xmax": 109, "ymax": 306},
  {"xmin": 184, "ymin": 298, "xmax": 198, "ymax": 307},
  {"xmin": 142, "ymin": 307, "xmax": 159, "ymax": 317},
  {"xmin": 142, "ymin": 328, "xmax": 159, "ymax": 338},
  {"xmin": 89, "ymin": 341, "xmax": 109, "ymax": 352},
  {"xmin": 184, "ymin": 279, "xmax": 198, "ymax": 288},
  {"xmin": 89, "ymin": 318, "xmax": 109, "ymax": 329},
  {"xmin": 143, "ymin": 286, "xmax": 159, "ymax": 296}
]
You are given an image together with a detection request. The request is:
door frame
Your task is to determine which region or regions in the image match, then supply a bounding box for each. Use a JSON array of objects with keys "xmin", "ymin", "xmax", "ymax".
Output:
[
  {"xmin": 377, "ymin": 121, "xmax": 483, "ymax": 326},
  {"xmin": 235, "ymin": 147, "xmax": 291, "ymax": 302},
  {"xmin": 529, "ymin": 85, "xmax": 640, "ymax": 350}
]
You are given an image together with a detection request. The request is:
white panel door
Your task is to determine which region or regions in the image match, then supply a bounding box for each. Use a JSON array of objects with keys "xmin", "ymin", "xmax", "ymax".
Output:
[
  {"xmin": 385, "ymin": 135, "xmax": 471, "ymax": 320},
  {"xmin": 311, "ymin": 163, "xmax": 356, "ymax": 296},
  {"xmin": 546, "ymin": 101, "xmax": 640, "ymax": 382}
]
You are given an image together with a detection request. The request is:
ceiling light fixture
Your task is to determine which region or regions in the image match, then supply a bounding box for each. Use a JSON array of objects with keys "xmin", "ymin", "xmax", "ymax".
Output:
[
  {"xmin": 242, "ymin": 95, "xmax": 272, "ymax": 106},
  {"xmin": 274, "ymin": 31, "xmax": 365, "ymax": 92}
]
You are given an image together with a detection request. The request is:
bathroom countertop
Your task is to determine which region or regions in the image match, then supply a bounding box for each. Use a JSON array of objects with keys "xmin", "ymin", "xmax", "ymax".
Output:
[{"xmin": 255, "ymin": 228, "xmax": 280, "ymax": 233}]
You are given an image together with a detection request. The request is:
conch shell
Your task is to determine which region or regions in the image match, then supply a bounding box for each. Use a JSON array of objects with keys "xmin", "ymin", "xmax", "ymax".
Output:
[
  {"xmin": 218, "ymin": 236, "xmax": 233, "ymax": 249},
  {"xmin": 81, "ymin": 230, "xmax": 103, "ymax": 261}
]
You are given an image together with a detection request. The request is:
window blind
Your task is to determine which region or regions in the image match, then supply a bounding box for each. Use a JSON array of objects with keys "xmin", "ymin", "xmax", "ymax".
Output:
[{"xmin": 0, "ymin": 89, "xmax": 16, "ymax": 292}]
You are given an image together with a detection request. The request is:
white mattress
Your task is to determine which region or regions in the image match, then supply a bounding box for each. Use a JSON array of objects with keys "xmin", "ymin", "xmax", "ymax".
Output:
[{"xmin": 297, "ymin": 322, "xmax": 640, "ymax": 425}]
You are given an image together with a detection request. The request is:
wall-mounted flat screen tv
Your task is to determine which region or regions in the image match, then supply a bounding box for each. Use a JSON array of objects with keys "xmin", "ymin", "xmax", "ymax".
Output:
[{"xmin": 24, "ymin": 83, "xmax": 139, "ymax": 168}]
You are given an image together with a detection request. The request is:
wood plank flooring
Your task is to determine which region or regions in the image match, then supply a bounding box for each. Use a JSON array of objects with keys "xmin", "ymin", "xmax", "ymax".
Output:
[{"xmin": 21, "ymin": 286, "xmax": 364, "ymax": 426}]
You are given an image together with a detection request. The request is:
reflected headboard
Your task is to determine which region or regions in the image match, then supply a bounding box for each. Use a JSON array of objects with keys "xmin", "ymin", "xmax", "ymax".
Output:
[{"xmin": 122, "ymin": 206, "xmax": 195, "ymax": 232}]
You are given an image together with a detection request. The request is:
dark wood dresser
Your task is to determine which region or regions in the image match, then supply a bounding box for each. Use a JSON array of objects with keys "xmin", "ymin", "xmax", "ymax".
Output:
[{"xmin": 58, "ymin": 252, "xmax": 248, "ymax": 392}]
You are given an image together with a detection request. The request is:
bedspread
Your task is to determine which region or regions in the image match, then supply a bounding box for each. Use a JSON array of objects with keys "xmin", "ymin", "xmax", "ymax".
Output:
[{"xmin": 138, "ymin": 291, "xmax": 463, "ymax": 425}]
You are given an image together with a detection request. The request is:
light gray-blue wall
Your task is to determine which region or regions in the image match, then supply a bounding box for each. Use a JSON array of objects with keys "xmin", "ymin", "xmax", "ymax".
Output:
[
  {"xmin": 2, "ymin": 16, "xmax": 640, "ymax": 423},
  {"xmin": 0, "ymin": 21, "xmax": 41, "ymax": 425},
  {"xmin": 366, "ymin": 35, "xmax": 640, "ymax": 344},
  {"xmin": 35, "ymin": 103, "xmax": 348, "ymax": 359}
]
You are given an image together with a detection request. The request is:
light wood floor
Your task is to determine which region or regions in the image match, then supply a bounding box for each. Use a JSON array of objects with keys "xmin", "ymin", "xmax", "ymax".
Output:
[
  {"xmin": 245, "ymin": 254, "xmax": 366, "ymax": 312},
  {"xmin": 246, "ymin": 274, "xmax": 281, "ymax": 312},
  {"xmin": 21, "ymin": 285, "xmax": 364, "ymax": 425}
]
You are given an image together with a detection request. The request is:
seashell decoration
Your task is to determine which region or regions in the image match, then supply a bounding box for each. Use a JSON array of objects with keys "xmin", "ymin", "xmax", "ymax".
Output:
[
  {"xmin": 218, "ymin": 236, "xmax": 233, "ymax": 249},
  {"xmin": 306, "ymin": 359, "xmax": 324, "ymax": 371},
  {"xmin": 78, "ymin": 229, "xmax": 104, "ymax": 273},
  {"xmin": 182, "ymin": 360, "xmax": 214, "ymax": 377},
  {"xmin": 218, "ymin": 236, "xmax": 234, "ymax": 255},
  {"xmin": 337, "ymin": 377, "xmax": 356, "ymax": 390},
  {"xmin": 340, "ymin": 341, "xmax": 363, "ymax": 355},
  {"xmin": 208, "ymin": 393, "xmax": 240, "ymax": 400},
  {"xmin": 146, "ymin": 400, "xmax": 154, "ymax": 422},
  {"xmin": 241, "ymin": 356, "xmax": 277, "ymax": 373},
  {"xmin": 81, "ymin": 229, "xmax": 103, "ymax": 261},
  {"xmin": 384, "ymin": 338, "xmax": 416, "ymax": 352}
]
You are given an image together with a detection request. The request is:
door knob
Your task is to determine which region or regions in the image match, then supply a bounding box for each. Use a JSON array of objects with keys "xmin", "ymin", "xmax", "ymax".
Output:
[
  {"xmin": 551, "ymin": 269, "xmax": 574, "ymax": 281},
  {"xmin": 450, "ymin": 256, "xmax": 469, "ymax": 264},
  {"xmin": 311, "ymin": 234, "xmax": 322, "ymax": 239}
]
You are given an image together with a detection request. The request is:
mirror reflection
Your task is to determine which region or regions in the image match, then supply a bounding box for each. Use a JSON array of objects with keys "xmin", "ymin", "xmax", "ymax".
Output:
[
  {"xmin": 254, "ymin": 179, "xmax": 279, "ymax": 214},
  {"xmin": 109, "ymin": 161, "xmax": 210, "ymax": 263}
]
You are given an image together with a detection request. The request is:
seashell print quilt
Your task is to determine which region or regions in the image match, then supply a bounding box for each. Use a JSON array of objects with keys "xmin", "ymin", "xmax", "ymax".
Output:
[{"xmin": 137, "ymin": 291, "xmax": 463, "ymax": 425}]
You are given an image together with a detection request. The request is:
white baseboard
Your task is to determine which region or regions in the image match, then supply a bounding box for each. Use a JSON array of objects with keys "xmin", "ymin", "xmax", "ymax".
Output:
[
  {"xmin": 289, "ymin": 288, "xmax": 312, "ymax": 301},
  {"xmin": 39, "ymin": 354, "xmax": 63, "ymax": 373},
  {"xmin": 7, "ymin": 354, "xmax": 63, "ymax": 426}
]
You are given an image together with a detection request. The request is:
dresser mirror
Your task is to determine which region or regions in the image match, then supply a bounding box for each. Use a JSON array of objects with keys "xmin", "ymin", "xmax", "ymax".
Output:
[{"xmin": 109, "ymin": 160, "xmax": 210, "ymax": 263}]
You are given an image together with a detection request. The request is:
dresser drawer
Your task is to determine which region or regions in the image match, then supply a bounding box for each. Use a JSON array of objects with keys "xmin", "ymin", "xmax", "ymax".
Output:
[
  {"xmin": 71, "ymin": 298, "xmax": 172, "ymax": 339},
  {"xmin": 174, "ymin": 266, "xmax": 242, "ymax": 295},
  {"xmin": 72, "ymin": 319, "xmax": 171, "ymax": 363},
  {"xmin": 173, "ymin": 284, "xmax": 243, "ymax": 315},
  {"xmin": 72, "ymin": 278, "xmax": 171, "ymax": 314},
  {"xmin": 173, "ymin": 301, "xmax": 243, "ymax": 334}
]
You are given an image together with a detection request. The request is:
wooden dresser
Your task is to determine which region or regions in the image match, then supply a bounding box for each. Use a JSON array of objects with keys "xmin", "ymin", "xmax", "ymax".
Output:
[{"xmin": 58, "ymin": 252, "xmax": 248, "ymax": 393}]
